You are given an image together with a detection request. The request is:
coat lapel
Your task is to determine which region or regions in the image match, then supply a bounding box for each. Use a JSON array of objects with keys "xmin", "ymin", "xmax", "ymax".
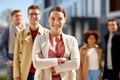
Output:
[
  {"xmin": 24, "ymin": 27, "xmax": 33, "ymax": 44},
  {"xmin": 41, "ymin": 33, "xmax": 69, "ymax": 58},
  {"xmin": 61, "ymin": 33, "xmax": 69, "ymax": 57},
  {"xmin": 41, "ymin": 33, "xmax": 49, "ymax": 58}
]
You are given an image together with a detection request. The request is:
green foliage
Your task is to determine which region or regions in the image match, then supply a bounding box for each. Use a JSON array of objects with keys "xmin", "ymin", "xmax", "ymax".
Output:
[{"xmin": 0, "ymin": 75, "xmax": 7, "ymax": 80}]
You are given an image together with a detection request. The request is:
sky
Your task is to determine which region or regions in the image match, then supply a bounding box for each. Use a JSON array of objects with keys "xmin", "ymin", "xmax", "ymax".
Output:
[{"xmin": 0, "ymin": 0, "xmax": 34, "ymax": 24}]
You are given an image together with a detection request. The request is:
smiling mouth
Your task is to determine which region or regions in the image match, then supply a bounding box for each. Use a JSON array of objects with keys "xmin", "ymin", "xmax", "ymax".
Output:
[{"xmin": 52, "ymin": 25, "xmax": 57, "ymax": 27}]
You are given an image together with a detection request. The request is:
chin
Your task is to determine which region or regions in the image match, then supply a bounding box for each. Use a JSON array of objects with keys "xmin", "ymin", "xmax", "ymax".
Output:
[{"xmin": 32, "ymin": 22, "xmax": 38, "ymax": 25}]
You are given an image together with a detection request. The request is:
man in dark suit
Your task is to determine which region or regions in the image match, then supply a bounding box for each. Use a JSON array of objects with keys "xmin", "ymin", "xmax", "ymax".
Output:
[
  {"xmin": 103, "ymin": 18, "xmax": 120, "ymax": 80},
  {"xmin": 0, "ymin": 10, "xmax": 25, "ymax": 80}
]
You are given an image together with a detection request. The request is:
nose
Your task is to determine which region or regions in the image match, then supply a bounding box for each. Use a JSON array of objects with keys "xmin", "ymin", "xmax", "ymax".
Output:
[
  {"xmin": 54, "ymin": 20, "xmax": 59, "ymax": 24},
  {"xmin": 32, "ymin": 14, "xmax": 37, "ymax": 18}
]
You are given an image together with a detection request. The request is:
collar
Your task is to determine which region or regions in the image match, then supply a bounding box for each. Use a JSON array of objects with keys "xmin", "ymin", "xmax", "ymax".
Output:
[{"xmin": 25, "ymin": 24, "xmax": 44, "ymax": 36}]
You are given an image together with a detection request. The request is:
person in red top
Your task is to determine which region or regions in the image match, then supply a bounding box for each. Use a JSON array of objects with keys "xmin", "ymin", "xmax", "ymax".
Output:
[
  {"xmin": 13, "ymin": 5, "xmax": 49, "ymax": 80},
  {"xmin": 32, "ymin": 6, "xmax": 80, "ymax": 80}
]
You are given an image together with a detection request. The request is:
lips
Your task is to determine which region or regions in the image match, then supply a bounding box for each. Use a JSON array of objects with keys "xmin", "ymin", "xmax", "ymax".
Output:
[{"xmin": 52, "ymin": 24, "xmax": 60, "ymax": 28}]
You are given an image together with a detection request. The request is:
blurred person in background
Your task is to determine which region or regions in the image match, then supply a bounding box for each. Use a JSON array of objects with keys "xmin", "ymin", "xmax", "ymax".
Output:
[
  {"xmin": 0, "ymin": 9, "xmax": 25, "ymax": 80},
  {"xmin": 103, "ymin": 18, "xmax": 120, "ymax": 80},
  {"xmin": 13, "ymin": 5, "xmax": 49, "ymax": 80},
  {"xmin": 77, "ymin": 30, "xmax": 102, "ymax": 80}
]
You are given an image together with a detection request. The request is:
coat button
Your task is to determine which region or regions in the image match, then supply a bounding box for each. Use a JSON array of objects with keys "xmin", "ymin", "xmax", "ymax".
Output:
[{"xmin": 19, "ymin": 52, "xmax": 22, "ymax": 54}]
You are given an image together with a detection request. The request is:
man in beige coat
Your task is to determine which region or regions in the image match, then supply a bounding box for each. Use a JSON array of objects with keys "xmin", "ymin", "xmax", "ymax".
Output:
[{"xmin": 13, "ymin": 5, "xmax": 49, "ymax": 80}]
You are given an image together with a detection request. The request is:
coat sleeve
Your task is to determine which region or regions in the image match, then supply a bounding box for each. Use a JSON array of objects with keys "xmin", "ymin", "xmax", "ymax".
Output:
[
  {"xmin": 32, "ymin": 35, "xmax": 59, "ymax": 69},
  {"xmin": 54, "ymin": 37, "xmax": 80, "ymax": 73},
  {"xmin": 0, "ymin": 29, "xmax": 9, "ymax": 63},
  {"xmin": 32, "ymin": 35, "xmax": 80, "ymax": 73},
  {"xmin": 77, "ymin": 48, "xmax": 83, "ymax": 80}
]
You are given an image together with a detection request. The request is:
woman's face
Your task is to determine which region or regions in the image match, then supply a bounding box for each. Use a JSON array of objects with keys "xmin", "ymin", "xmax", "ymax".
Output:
[
  {"xmin": 48, "ymin": 11, "xmax": 66, "ymax": 32},
  {"xmin": 87, "ymin": 35, "xmax": 96, "ymax": 45}
]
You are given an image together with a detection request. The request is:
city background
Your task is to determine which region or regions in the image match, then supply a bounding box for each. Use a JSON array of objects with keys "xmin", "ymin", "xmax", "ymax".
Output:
[{"xmin": 0, "ymin": 0, "xmax": 120, "ymax": 79}]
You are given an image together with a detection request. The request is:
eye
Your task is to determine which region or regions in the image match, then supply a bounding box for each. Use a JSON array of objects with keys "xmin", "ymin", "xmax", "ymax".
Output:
[
  {"xmin": 58, "ymin": 17, "xmax": 63, "ymax": 20},
  {"xmin": 28, "ymin": 13, "xmax": 40, "ymax": 16},
  {"xmin": 51, "ymin": 17, "xmax": 55, "ymax": 20},
  {"xmin": 15, "ymin": 15, "xmax": 22, "ymax": 17}
]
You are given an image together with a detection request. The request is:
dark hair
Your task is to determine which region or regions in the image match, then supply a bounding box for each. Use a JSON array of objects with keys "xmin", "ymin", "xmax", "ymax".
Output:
[
  {"xmin": 48, "ymin": 6, "xmax": 66, "ymax": 17},
  {"xmin": 108, "ymin": 18, "xmax": 119, "ymax": 27},
  {"xmin": 108, "ymin": 18, "xmax": 117, "ymax": 23},
  {"xmin": 28, "ymin": 5, "xmax": 40, "ymax": 14},
  {"xmin": 83, "ymin": 30, "xmax": 100, "ymax": 43},
  {"xmin": 11, "ymin": 10, "xmax": 21, "ymax": 17}
]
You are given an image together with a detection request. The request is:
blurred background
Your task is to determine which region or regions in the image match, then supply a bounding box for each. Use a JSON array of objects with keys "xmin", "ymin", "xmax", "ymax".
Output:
[{"xmin": 0, "ymin": 0, "xmax": 120, "ymax": 79}]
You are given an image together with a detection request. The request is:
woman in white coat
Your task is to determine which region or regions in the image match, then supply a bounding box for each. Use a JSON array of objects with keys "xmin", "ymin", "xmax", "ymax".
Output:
[{"xmin": 32, "ymin": 6, "xmax": 80, "ymax": 80}]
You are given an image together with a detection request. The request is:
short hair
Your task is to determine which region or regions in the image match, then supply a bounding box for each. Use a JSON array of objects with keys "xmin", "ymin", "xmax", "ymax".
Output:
[
  {"xmin": 48, "ymin": 6, "xmax": 66, "ymax": 18},
  {"xmin": 83, "ymin": 30, "xmax": 100, "ymax": 43},
  {"xmin": 108, "ymin": 18, "xmax": 117, "ymax": 23},
  {"xmin": 108, "ymin": 18, "xmax": 118, "ymax": 26},
  {"xmin": 27, "ymin": 4, "xmax": 40, "ymax": 14},
  {"xmin": 11, "ymin": 9, "xmax": 21, "ymax": 17}
]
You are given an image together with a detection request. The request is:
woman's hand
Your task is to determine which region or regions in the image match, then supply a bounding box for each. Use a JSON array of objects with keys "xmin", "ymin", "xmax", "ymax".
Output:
[{"xmin": 58, "ymin": 57, "xmax": 69, "ymax": 65}]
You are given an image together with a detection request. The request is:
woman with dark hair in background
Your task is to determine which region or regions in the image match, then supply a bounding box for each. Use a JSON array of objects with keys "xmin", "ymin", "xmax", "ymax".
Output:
[{"xmin": 77, "ymin": 30, "xmax": 102, "ymax": 80}]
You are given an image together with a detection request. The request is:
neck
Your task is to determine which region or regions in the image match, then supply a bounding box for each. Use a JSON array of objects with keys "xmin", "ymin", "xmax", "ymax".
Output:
[
  {"xmin": 50, "ymin": 30, "xmax": 62, "ymax": 36},
  {"xmin": 15, "ymin": 23, "xmax": 23, "ymax": 29},
  {"xmin": 30, "ymin": 24, "xmax": 39, "ymax": 30},
  {"xmin": 109, "ymin": 32, "xmax": 115, "ymax": 36},
  {"xmin": 87, "ymin": 44, "xmax": 95, "ymax": 48}
]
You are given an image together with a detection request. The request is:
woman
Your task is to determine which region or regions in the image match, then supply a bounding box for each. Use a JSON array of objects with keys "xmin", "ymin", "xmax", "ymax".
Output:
[
  {"xmin": 77, "ymin": 30, "xmax": 102, "ymax": 80},
  {"xmin": 32, "ymin": 7, "xmax": 80, "ymax": 80}
]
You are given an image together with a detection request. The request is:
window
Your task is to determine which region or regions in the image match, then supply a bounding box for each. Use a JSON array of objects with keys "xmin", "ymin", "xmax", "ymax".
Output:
[
  {"xmin": 45, "ymin": 0, "xmax": 50, "ymax": 8},
  {"xmin": 110, "ymin": 0, "xmax": 120, "ymax": 11}
]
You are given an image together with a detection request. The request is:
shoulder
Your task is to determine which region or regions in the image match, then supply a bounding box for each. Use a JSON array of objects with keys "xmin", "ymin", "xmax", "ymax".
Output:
[
  {"xmin": 96, "ymin": 47, "xmax": 102, "ymax": 55},
  {"xmin": 79, "ymin": 46, "xmax": 88, "ymax": 56},
  {"xmin": 42, "ymin": 27, "xmax": 49, "ymax": 32},
  {"xmin": 35, "ymin": 33, "xmax": 49, "ymax": 42},
  {"xmin": 115, "ymin": 32, "xmax": 120, "ymax": 36},
  {"xmin": 40, "ymin": 25, "xmax": 49, "ymax": 33},
  {"xmin": 112, "ymin": 32, "xmax": 120, "ymax": 40},
  {"xmin": 2, "ymin": 28, "xmax": 9, "ymax": 32},
  {"xmin": 79, "ymin": 44, "xmax": 87, "ymax": 52},
  {"xmin": 97, "ymin": 47, "xmax": 102, "ymax": 52},
  {"xmin": 4, "ymin": 28, "xmax": 9, "ymax": 32},
  {"xmin": 104, "ymin": 33, "xmax": 109, "ymax": 38},
  {"xmin": 63, "ymin": 33, "xmax": 77, "ymax": 42},
  {"xmin": 1, "ymin": 28, "xmax": 9, "ymax": 36},
  {"xmin": 38, "ymin": 32, "xmax": 48, "ymax": 38}
]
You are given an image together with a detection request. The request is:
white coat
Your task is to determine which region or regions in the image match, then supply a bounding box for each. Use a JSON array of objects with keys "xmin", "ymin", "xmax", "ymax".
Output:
[{"xmin": 32, "ymin": 33, "xmax": 80, "ymax": 80}]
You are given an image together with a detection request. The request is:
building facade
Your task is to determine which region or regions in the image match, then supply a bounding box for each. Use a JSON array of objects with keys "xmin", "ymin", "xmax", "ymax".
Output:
[{"xmin": 34, "ymin": 0, "xmax": 120, "ymax": 46}]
